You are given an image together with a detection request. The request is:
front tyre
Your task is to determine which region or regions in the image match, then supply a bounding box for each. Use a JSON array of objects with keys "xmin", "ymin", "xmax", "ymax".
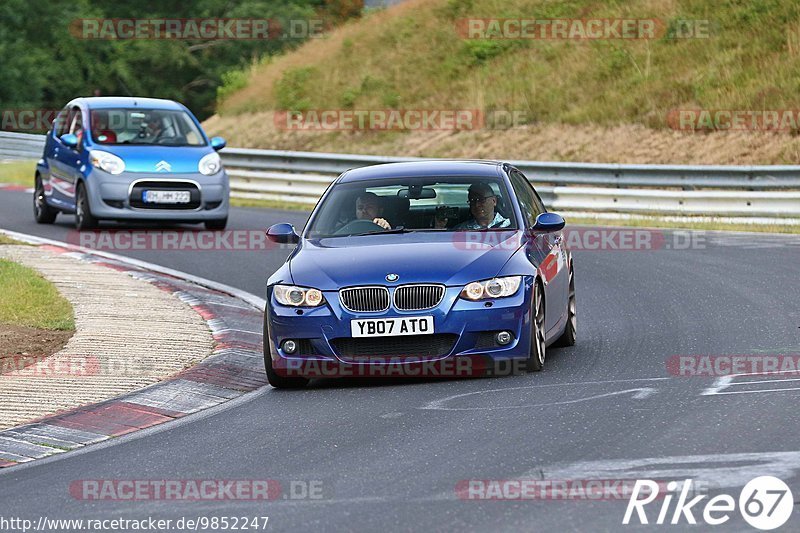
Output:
[
  {"xmin": 553, "ymin": 263, "xmax": 577, "ymax": 347},
  {"xmin": 265, "ymin": 352, "xmax": 309, "ymax": 389},
  {"xmin": 263, "ymin": 319, "xmax": 309, "ymax": 389},
  {"xmin": 204, "ymin": 217, "xmax": 228, "ymax": 231},
  {"xmin": 526, "ymin": 281, "xmax": 546, "ymax": 372},
  {"xmin": 75, "ymin": 183, "xmax": 98, "ymax": 231},
  {"xmin": 33, "ymin": 175, "xmax": 58, "ymax": 224}
]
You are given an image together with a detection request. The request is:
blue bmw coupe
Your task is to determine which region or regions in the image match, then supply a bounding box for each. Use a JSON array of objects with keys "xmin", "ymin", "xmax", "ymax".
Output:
[
  {"xmin": 33, "ymin": 97, "xmax": 229, "ymax": 230},
  {"xmin": 264, "ymin": 161, "xmax": 576, "ymax": 388}
]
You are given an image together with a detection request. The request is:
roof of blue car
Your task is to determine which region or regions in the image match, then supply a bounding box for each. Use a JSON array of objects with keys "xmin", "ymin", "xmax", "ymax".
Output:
[
  {"xmin": 70, "ymin": 97, "xmax": 185, "ymax": 110},
  {"xmin": 339, "ymin": 160, "xmax": 504, "ymax": 182}
]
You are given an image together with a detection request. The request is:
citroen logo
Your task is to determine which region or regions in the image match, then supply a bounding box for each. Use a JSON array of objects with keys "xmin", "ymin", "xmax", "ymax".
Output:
[
  {"xmin": 155, "ymin": 160, "xmax": 171, "ymax": 172},
  {"xmin": 386, "ymin": 273, "xmax": 399, "ymax": 282}
]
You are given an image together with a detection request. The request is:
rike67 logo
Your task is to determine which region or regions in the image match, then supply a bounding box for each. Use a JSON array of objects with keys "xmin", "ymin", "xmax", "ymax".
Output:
[{"xmin": 624, "ymin": 476, "xmax": 794, "ymax": 530}]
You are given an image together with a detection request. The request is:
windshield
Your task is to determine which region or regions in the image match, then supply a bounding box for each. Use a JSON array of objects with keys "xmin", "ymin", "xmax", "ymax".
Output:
[
  {"xmin": 89, "ymin": 108, "xmax": 206, "ymax": 146},
  {"xmin": 306, "ymin": 176, "xmax": 518, "ymax": 238}
]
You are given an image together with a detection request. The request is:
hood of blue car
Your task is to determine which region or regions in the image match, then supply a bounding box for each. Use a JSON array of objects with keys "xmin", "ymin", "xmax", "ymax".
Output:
[
  {"xmin": 89, "ymin": 145, "xmax": 212, "ymax": 174},
  {"xmin": 289, "ymin": 231, "xmax": 523, "ymax": 290}
]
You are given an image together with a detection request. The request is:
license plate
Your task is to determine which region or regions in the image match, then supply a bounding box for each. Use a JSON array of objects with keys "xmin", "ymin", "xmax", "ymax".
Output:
[
  {"xmin": 142, "ymin": 190, "xmax": 191, "ymax": 204},
  {"xmin": 351, "ymin": 316, "xmax": 434, "ymax": 338}
]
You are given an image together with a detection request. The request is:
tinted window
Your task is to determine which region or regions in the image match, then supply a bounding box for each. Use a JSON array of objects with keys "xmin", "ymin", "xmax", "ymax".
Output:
[
  {"xmin": 69, "ymin": 108, "xmax": 84, "ymax": 148},
  {"xmin": 53, "ymin": 108, "xmax": 69, "ymax": 137},
  {"xmin": 89, "ymin": 108, "xmax": 205, "ymax": 146},
  {"xmin": 306, "ymin": 176, "xmax": 518, "ymax": 238},
  {"xmin": 509, "ymin": 170, "xmax": 544, "ymax": 226}
]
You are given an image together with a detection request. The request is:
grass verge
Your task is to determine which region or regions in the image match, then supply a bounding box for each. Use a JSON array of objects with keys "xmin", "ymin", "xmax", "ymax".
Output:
[
  {"xmin": 229, "ymin": 196, "xmax": 800, "ymax": 234},
  {"xmin": 0, "ymin": 160, "xmax": 36, "ymax": 187},
  {"xmin": 230, "ymin": 196, "xmax": 313, "ymax": 212},
  {"xmin": 566, "ymin": 216, "xmax": 800, "ymax": 235},
  {"xmin": 0, "ymin": 259, "xmax": 74, "ymax": 331},
  {"xmin": 0, "ymin": 234, "xmax": 28, "ymax": 245}
]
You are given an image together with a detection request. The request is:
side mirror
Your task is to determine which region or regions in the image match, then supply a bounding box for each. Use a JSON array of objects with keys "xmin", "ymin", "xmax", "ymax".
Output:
[
  {"xmin": 532, "ymin": 212, "xmax": 565, "ymax": 232},
  {"xmin": 210, "ymin": 136, "xmax": 227, "ymax": 151},
  {"xmin": 266, "ymin": 223, "xmax": 299, "ymax": 244},
  {"xmin": 60, "ymin": 133, "xmax": 79, "ymax": 149}
]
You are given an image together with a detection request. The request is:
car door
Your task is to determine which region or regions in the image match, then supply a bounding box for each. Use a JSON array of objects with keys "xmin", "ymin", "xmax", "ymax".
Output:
[
  {"xmin": 49, "ymin": 106, "xmax": 84, "ymax": 210},
  {"xmin": 509, "ymin": 169, "xmax": 567, "ymax": 334},
  {"xmin": 41, "ymin": 108, "xmax": 67, "ymax": 201}
]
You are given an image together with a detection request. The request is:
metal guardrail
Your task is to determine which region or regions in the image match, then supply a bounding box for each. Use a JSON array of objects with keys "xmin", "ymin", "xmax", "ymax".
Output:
[
  {"xmin": 222, "ymin": 147, "xmax": 800, "ymax": 219},
  {"xmin": 0, "ymin": 131, "xmax": 45, "ymax": 161},
  {"xmin": 3, "ymin": 132, "xmax": 800, "ymax": 220}
]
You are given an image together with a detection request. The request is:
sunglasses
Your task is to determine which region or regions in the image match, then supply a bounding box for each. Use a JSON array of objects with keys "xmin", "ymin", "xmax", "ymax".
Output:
[{"xmin": 468, "ymin": 195, "xmax": 495, "ymax": 204}]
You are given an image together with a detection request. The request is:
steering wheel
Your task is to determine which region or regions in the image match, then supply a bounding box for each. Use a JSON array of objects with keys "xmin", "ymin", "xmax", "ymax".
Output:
[{"xmin": 334, "ymin": 218, "xmax": 383, "ymax": 235}]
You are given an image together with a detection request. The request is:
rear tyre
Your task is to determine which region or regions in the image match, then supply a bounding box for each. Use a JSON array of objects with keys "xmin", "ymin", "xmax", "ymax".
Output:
[
  {"xmin": 526, "ymin": 281, "xmax": 546, "ymax": 372},
  {"xmin": 33, "ymin": 176, "xmax": 58, "ymax": 224},
  {"xmin": 553, "ymin": 263, "xmax": 577, "ymax": 347},
  {"xmin": 75, "ymin": 183, "xmax": 98, "ymax": 231},
  {"xmin": 204, "ymin": 217, "xmax": 228, "ymax": 231}
]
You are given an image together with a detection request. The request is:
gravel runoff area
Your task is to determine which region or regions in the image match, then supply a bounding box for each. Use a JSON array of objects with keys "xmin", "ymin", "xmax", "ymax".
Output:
[{"xmin": 0, "ymin": 244, "xmax": 214, "ymax": 430}]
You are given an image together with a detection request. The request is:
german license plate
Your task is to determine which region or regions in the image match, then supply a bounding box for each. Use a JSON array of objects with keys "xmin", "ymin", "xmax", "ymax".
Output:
[
  {"xmin": 351, "ymin": 316, "xmax": 434, "ymax": 338},
  {"xmin": 143, "ymin": 190, "xmax": 191, "ymax": 204}
]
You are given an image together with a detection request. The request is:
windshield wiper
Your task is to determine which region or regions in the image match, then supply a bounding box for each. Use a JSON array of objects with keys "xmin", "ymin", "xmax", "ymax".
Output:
[{"xmin": 350, "ymin": 227, "xmax": 416, "ymax": 237}]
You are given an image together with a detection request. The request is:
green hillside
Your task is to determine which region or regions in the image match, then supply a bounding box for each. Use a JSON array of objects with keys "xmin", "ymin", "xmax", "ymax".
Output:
[{"xmin": 217, "ymin": 0, "xmax": 800, "ymax": 128}]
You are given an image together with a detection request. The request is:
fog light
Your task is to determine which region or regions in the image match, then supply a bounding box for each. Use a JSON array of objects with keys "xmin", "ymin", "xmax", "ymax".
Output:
[
  {"xmin": 282, "ymin": 340, "xmax": 298, "ymax": 354},
  {"xmin": 495, "ymin": 331, "xmax": 513, "ymax": 346}
]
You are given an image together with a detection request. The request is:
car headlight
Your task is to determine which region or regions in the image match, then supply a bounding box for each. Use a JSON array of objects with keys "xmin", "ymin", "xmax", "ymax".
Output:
[
  {"xmin": 198, "ymin": 152, "xmax": 222, "ymax": 176},
  {"xmin": 460, "ymin": 276, "xmax": 522, "ymax": 301},
  {"xmin": 274, "ymin": 285, "xmax": 325, "ymax": 307},
  {"xmin": 89, "ymin": 150, "xmax": 125, "ymax": 175}
]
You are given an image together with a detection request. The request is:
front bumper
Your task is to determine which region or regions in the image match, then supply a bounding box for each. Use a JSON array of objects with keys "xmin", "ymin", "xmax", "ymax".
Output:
[
  {"xmin": 265, "ymin": 278, "xmax": 535, "ymax": 378},
  {"xmin": 86, "ymin": 170, "xmax": 229, "ymax": 221}
]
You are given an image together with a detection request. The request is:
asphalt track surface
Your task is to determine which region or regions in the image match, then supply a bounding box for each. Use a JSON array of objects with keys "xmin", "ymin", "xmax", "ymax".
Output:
[{"xmin": 1, "ymin": 187, "xmax": 800, "ymax": 531}]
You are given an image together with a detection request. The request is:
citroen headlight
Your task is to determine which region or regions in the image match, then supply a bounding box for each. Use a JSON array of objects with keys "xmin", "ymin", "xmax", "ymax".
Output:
[
  {"xmin": 460, "ymin": 276, "xmax": 521, "ymax": 301},
  {"xmin": 274, "ymin": 285, "xmax": 325, "ymax": 307},
  {"xmin": 198, "ymin": 152, "xmax": 222, "ymax": 176},
  {"xmin": 89, "ymin": 150, "xmax": 125, "ymax": 175}
]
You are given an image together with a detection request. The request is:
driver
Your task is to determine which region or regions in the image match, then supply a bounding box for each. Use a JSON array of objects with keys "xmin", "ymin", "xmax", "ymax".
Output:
[
  {"xmin": 453, "ymin": 182, "xmax": 511, "ymax": 229},
  {"xmin": 355, "ymin": 192, "xmax": 391, "ymax": 230},
  {"xmin": 141, "ymin": 116, "xmax": 164, "ymax": 141}
]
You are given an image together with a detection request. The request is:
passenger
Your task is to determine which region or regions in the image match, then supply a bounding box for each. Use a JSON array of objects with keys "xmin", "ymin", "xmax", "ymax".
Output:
[
  {"xmin": 453, "ymin": 182, "xmax": 510, "ymax": 229},
  {"xmin": 92, "ymin": 112, "xmax": 117, "ymax": 144}
]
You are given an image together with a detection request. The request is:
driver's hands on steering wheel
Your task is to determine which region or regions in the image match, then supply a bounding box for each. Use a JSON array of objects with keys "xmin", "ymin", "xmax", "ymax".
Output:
[{"xmin": 373, "ymin": 218, "xmax": 391, "ymax": 230}]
